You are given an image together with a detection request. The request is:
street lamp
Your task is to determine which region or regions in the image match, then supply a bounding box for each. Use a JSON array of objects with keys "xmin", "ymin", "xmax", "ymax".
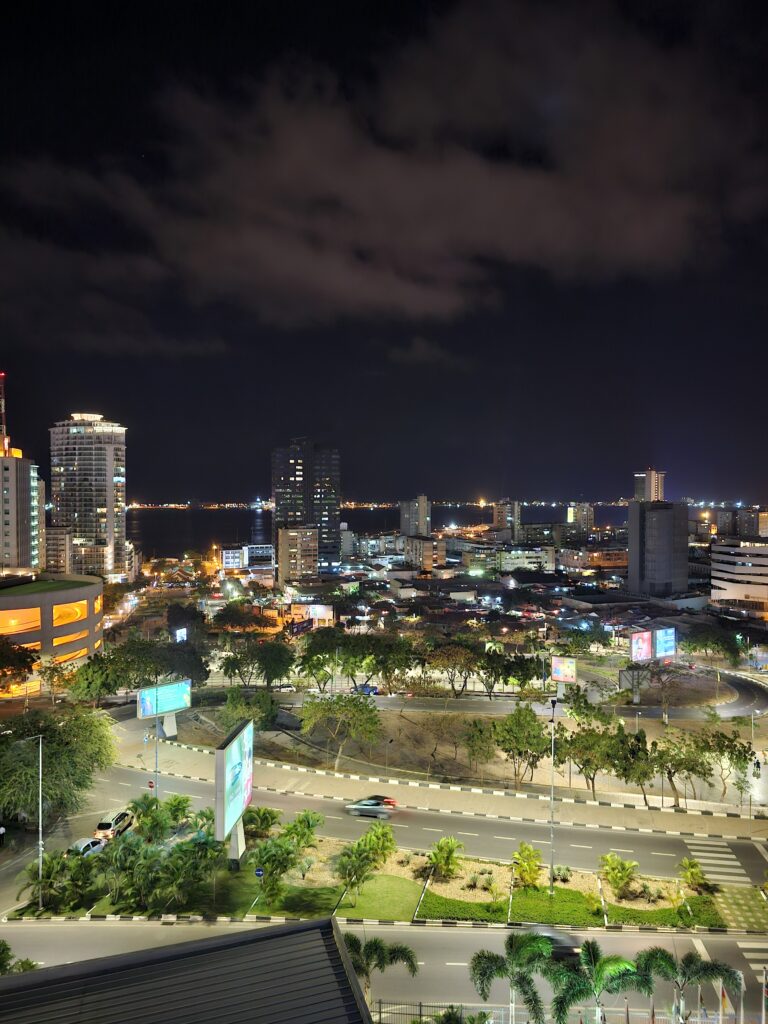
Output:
[
  {"xmin": 549, "ymin": 697, "xmax": 557, "ymax": 898},
  {"xmin": 635, "ymin": 710, "xmax": 642, "ymax": 735}
]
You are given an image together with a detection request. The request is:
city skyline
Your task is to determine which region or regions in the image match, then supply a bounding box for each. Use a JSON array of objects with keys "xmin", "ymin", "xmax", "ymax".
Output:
[{"xmin": 3, "ymin": 3, "xmax": 768, "ymax": 502}]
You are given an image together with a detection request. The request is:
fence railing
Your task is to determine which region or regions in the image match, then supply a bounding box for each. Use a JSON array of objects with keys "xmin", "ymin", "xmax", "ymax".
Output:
[{"xmin": 374, "ymin": 1005, "xmax": 753, "ymax": 1024}]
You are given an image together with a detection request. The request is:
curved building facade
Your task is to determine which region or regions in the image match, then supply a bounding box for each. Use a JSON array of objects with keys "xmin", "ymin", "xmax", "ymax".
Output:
[
  {"xmin": 710, "ymin": 542, "xmax": 768, "ymax": 623},
  {"xmin": 0, "ymin": 575, "xmax": 104, "ymax": 663}
]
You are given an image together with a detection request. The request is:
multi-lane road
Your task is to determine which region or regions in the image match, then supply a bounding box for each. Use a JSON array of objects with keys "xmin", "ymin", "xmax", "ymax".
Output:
[
  {"xmin": 13, "ymin": 762, "xmax": 767, "ymax": 899},
  {"xmin": 5, "ymin": 919, "xmax": 768, "ymax": 1015}
]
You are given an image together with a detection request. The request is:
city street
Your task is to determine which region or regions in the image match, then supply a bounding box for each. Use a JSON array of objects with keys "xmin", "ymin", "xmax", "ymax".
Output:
[{"xmin": 3, "ymin": 920, "xmax": 768, "ymax": 1015}]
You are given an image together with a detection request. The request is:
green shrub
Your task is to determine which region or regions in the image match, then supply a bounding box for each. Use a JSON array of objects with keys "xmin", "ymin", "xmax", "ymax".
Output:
[
  {"xmin": 553, "ymin": 865, "xmax": 572, "ymax": 882},
  {"xmin": 465, "ymin": 873, "xmax": 479, "ymax": 890},
  {"xmin": 418, "ymin": 891, "xmax": 507, "ymax": 923},
  {"xmin": 509, "ymin": 886, "xmax": 603, "ymax": 927},
  {"xmin": 606, "ymin": 895, "xmax": 724, "ymax": 927}
]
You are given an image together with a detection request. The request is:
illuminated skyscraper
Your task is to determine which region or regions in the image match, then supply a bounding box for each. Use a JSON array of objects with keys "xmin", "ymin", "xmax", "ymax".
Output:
[
  {"xmin": 399, "ymin": 495, "xmax": 431, "ymax": 537},
  {"xmin": 49, "ymin": 412, "xmax": 132, "ymax": 578},
  {"xmin": 271, "ymin": 438, "xmax": 341, "ymax": 572},
  {"xmin": 492, "ymin": 499, "xmax": 521, "ymax": 539},
  {"xmin": 634, "ymin": 468, "xmax": 666, "ymax": 501},
  {"xmin": 0, "ymin": 373, "xmax": 44, "ymax": 572}
]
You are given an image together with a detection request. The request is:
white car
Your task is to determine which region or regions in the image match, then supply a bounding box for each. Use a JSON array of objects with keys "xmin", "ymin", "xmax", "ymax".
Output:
[
  {"xmin": 68, "ymin": 837, "xmax": 105, "ymax": 858},
  {"xmin": 274, "ymin": 683, "xmax": 296, "ymax": 692}
]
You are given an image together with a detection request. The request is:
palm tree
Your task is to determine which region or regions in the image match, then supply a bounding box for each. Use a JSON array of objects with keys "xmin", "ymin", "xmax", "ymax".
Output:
[
  {"xmin": 427, "ymin": 836, "xmax": 464, "ymax": 880},
  {"xmin": 636, "ymin": 947, "xmax": 741, "ymax": 1024},
  {"xmin": 16, "ymin": 851, "xmax": 69, "ymax": 912},
  {"xmin": 63, "ymin": 849, "xmax": 94, "ymax": 909},
  {"xmin": 470, "ymin": 930, "xmax": 553, "ymax": 1024},
  {"xmin": 128, "ymin": 793, "xmax": 158, "ymax": 822},
  {"xmin": 191, "ymin": 807, "xmax": 215, "ymax": 834},
  {"xmin": 551, "ymin": 939, "xmax": 647, "ymax": 1024},
  {"xmin": 343, "ymin": 933, "xmax": 418, "ymax": 1005},
  {"xmin": 336, "ymin": 844, "xmax": 376, "ymax": 906}
]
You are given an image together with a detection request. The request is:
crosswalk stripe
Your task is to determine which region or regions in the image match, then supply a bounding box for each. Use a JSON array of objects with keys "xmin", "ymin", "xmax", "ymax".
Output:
[{"xmin": 737, "ymin": 942, "xmax": 768, "ymax": 949}]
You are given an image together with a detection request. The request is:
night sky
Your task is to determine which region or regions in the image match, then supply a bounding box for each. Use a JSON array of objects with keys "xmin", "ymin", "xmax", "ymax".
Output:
[{"xmin": 2, "ymin": 2, "xmax": 767, "ymax": 503}]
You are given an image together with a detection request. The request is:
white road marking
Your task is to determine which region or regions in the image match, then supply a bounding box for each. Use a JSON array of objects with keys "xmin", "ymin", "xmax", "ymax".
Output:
[
  {"xmin": 651, "ymin": 852, "xmax": 675, "ymax": 857},
  {"xmin": 423, "ymin": 827, "xmax": 443, "ymax": 833},
  {"xmin": 610, "ymin": 848, "xmax": 634, "ymax": 853},
  {"xmin": 570, "ymin": 844, "xmax": 592, "ymax": 849},
  {"xmin": 445, "ymin": 962, "xmax": 468, "ymax": 967},
  {"xmin": 753, "ymin": 842, "xmax": 768, "ymax": 864},
  {"xmin": 117, "ymin": 782, "xmax": 131, "ymax": 787},
  {"xmin": 391, "ymin": 823, "xmax": 408, "ymax": 829},
  {"xmin": 494, "ymin": 836, "xmax": 516, "ymax": 841},
  {"xmin": 457, "ymin": 831, "xmax": 478, "ymax": 837}
]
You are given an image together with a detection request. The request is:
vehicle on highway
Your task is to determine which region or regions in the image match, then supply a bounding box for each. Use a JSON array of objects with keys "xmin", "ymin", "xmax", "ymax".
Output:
[
  {"xmin": 366, "ymin": 794, "xmax": 397, "ymax": 807},
  {"xmin": 68, "ymin": 838, "xmax": 105, "ymax": 858},
  {"xmin": 355, "ymin": 684, "xmax": 378, "ymax": 696},
  {"xmin": 346, "ymin": 797, "xmax": 397, "ymax": 819},
  {"xmin": 93, "ymin": 809, "xmax": 134, "ymax": 842}
]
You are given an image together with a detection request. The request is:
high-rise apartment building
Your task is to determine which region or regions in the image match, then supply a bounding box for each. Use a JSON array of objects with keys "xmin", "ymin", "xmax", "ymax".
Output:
[
  {"xmin": 399, "ymin": 495, "xmax": 431, "ymax": 538},
  {"xmin": 0, "ymin": 373, "xmax": 45, "ymax": 572},
  {"xmin": 271, "ymin": 438, "xmax": 340, "ymax": 572},
  {"xmin": 492, "ymin": 499, "xmax": 521, "ymax": 539},
  {"xmin": 49, "ymin": 412, "xmax": 133, "ymax": 579},
  {"xmin": 634, "ymin": 468, "xmax": 666, "ymax": 501},
  {"xmin": 566, "ymin": 502, "xmax": 594, "ymax": 538},
  {"xmin": 1, "ymin": 450, "xmax": 44, "ymax": 572},
  {"xmin": 276, "ymin": 527, "xmax": 318, "ymax": 586},
  {"xmin": 404, "ymin": 534, "xmax": 446, "ymax": 572},
  {"xmin": 736, "ymin": 508, "xmax": 768, "ymax": 539},
  {"xmin": 628, "ymin": 500, "xmax": 688, "ymax": 597}
]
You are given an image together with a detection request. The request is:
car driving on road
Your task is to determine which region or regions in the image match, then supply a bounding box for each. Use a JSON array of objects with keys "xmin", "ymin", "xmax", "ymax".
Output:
[
  {"xmin": 68, "ymin": 837, "xmax": 105, "ymax": 858},
  {"xmin": 345, "ymin": 797, "xmax": 398, "ymax": 819}
]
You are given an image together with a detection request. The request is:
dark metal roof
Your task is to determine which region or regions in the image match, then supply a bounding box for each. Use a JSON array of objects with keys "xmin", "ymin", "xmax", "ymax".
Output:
[{"xmin": 0, "ymin": 918, "xmax": 372, "ymax": 1024}]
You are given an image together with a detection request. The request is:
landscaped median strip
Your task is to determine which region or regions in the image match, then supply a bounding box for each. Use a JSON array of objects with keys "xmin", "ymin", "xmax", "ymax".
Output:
[{"xmin": 154, "ymin": 737, "xmax": 766, "ymax": 828}]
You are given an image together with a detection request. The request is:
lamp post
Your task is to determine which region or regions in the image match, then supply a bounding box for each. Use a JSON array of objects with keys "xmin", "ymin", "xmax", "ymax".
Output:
[{"xmin": 549, "ymin": 697, "xmax": 557, "ymax": 897}]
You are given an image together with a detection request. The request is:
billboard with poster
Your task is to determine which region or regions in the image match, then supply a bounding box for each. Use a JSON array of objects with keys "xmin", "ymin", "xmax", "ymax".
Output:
[
  {"xmin": 137, "ymin": 679, "xmax": 192, "ymax": 719},
  {"xmin": 653, "ymin": 627, "xmax": 676, "ymax": 659},
  {"xmin": 551, "ymin": 656, "xmax": 577, "ymax": 684},
  {"xmin": 631, "ymin": 631, "xmax": 654, "ymax": 663},
  {"xmin": 215, "ymin": 719, "xmax": 254, "ymax": 841}
]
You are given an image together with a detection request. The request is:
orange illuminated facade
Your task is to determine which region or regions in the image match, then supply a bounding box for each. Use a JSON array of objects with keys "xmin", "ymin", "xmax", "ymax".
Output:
[
  {"xmin": 52, "ymin": 600, "xmax": 89, "ymax": 626},
  {"xmin": 94, "ymin": 594, "xmax": 103, "ymax": 614},
  {"xmin": 0, "ymin": 607, "xmax": 42, "ymax": 635},
  {"xmin": 53, "ymin": 629, "xmax": 89, "ymax": 647},
  {"xmin": 53, "ymin": 646, "xmax": 89, "ymax": 664}
]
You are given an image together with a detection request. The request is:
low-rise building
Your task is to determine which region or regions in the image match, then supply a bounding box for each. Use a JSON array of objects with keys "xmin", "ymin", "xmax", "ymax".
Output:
[
  {"xmin": 558, "ymin": 546, "xmax": 628, "ymax": 571},
  {"xmin": 710, "ymin": 541, "xmax": 768, "ymax": 623}
]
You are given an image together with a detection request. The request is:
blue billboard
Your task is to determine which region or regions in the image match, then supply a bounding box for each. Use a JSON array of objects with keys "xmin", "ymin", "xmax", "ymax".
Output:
[
  {"xmin": 653, "ymin": 627, "xmax": 676, "ymax": 659},
  {"xmin": 137, "ymin": 679, "xmax": 192, "ymax": 719}
]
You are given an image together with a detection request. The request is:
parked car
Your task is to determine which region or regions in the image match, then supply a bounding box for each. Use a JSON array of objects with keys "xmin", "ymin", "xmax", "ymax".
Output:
[
  {"xmin": 356, "ymin": 684, "xmax": 378, "ymax": 696},
  {"xmin": 345, "ymin": 797, "xmax": 397, "ymax": 819},
  {"xmin": 93, "ymin": 809, "xmax": 134, "ymax": 842},
  {"xmin": 68, "ymin": 837, "xmax": 105, "ymax": 858},
  {"xmin": 274, "ymin": 683, "xmax": 296, "ymax": 692}
]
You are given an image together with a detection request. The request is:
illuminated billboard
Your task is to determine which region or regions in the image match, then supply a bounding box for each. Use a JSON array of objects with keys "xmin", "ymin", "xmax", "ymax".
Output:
[
  {"xmin": 215, "ymin": 719, "xmax": 254, "ymax": 841},
  {"xmin": 137, "ymin": 678, "xmax": 192, "ymax": 719},
  {"xmin": 551, "ymin": 656, "xmax": 577, "ymax": 684},
  {"xmin": 654, "ymin": 627, "xmax": 676, "ymax": 659},
  {"xmin": 630, "ymin": 631, "xmax": 653, "ymax": 663}
]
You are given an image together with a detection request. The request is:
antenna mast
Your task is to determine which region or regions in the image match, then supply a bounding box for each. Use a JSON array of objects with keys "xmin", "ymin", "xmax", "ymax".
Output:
[{"xmin": 0, "ymin": 371, "xmax": 8, "ymax": 456}]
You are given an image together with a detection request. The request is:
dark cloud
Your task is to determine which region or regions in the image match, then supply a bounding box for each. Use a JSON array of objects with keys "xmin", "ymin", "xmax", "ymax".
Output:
[
  {"xmin": 388, "ymin": 336, "xmax": 472, "ymax": 371},
  {"xmin": 1, "ymin": 0, "xmax": 766, "ymax": 354}
]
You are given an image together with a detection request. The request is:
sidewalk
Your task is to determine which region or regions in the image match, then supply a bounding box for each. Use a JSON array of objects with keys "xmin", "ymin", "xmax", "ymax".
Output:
[{"xmin": 116, "ymin": 721, "xmax": 768, "ymax": 840}]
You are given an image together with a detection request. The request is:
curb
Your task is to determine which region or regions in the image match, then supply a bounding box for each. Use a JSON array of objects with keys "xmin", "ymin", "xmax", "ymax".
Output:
[
  {"xmin": 3, "ymin": 913, "xmax": 766, "ymax": 936},
  {"xmin": 156, "ymin": 740, "xmax": 765, "ymax": 824},
  {"xmin": 115, "ymin": 763, "xmax": 761, "ymax": 841}
]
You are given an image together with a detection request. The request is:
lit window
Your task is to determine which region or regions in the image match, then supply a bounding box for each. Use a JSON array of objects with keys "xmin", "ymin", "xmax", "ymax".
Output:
[
  {"xmin": 53, "ymin": 629, "xmax": 89, "ymax": 647},
  {"xmin": 52, "ymin": 647, "xmax": 89, "ymax": 665},
  {"xmin": 0, "ymin": 607, "xmax": 41, "ymax": 635},
  {"xmin": 94, "ymin": 594, "xmax": 103, "ymax": 614},
  {"xmin": 52, "ymin": 600, "xmax": 89, "ymax": 626},
  {"xmin": 94, "ymin": 638, "xmax": 102, "ymax": 650},
  {"xmin": 20, "ymin": 641, "xmax": 42, "ymax": 651}
]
